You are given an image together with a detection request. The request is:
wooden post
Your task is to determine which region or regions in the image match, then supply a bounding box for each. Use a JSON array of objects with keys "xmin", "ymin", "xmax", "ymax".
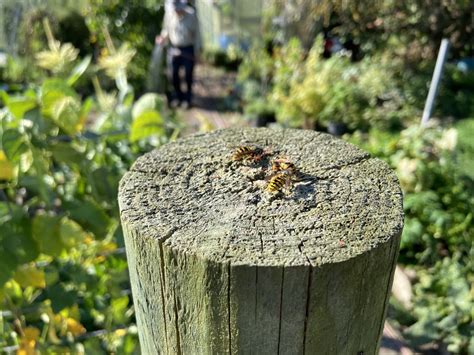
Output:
[{"xmin": 118, "ymin": 128, "xmax": 403, "ymax": 355}]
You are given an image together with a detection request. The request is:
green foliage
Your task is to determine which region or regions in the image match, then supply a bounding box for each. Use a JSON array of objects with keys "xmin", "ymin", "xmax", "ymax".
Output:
[
  {"xmin": 0, "ymin": 36, "xmax": 173, "ymax": 353},
  {"xmin": 269, "ymin": 37, "xmax": 416, "ymax": 129},
  {"xmin": 84, "ymin": 0, "xmax": 165, "ymax": 94},
  {"xmin": 1, "ymin": 1, "xmax": 163, "ymax": 95},
  {"xmin": 406, "ymin": 257, "xmax": 473, "ymax": 353},
  {"xmin": 269, "ymin": 0, "xmax": 473, "ymax": 59},
  {"xmin": 454, "ymin": 118, "xmax": 474, "ymax": 180},
  {"xmin": 238, "ymin": 38, "xmax": 474, "ymax": 132},
  {"xmin": 347, "ymin": 122, "xmax": 474, "ymax": 352},
  {"xmin": 237, "ymin": 44, "xmax": 274, "ymax": 119},
  {"xmin": 438, "ymin": 66, "xmax": 474, "ymax": 119}
]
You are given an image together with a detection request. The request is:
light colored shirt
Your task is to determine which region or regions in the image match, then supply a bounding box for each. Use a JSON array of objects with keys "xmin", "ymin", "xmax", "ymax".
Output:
[{"xmin": 161, "ymin": 6, "xmax": 200, "ymax": 51}]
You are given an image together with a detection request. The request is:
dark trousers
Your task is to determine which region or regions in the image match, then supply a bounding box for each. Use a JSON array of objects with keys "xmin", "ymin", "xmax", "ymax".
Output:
[{"xmin": 169, "ymin": 45, "xmax": 195, "ymax": 103}]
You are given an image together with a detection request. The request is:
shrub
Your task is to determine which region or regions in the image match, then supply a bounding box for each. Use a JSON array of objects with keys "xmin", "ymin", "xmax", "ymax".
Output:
[
  {"xmin": 270, "ymin": 37, "xmax": 415, "ymax": 130},
  {"xmin": 347, "ymin": 123, "xmax": 474, "ymax": 352},
  {"xmin": 0, "ymin": 36, "xmax": 176, "ymax": 353}
]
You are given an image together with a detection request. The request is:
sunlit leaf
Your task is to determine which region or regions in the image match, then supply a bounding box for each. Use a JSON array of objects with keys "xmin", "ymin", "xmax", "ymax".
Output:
[
  {"xmin": 65, "ymin": 317, "xmax": 86, "ymax": 336},
  {"xmin": 42, "ymin": 79, "xmax": 77, "ymax": 99},
  {"xmin": 1, "ymin": 91, "xmax": 37, "ymax": 119},
  {"xmin": 40, "ymin": 80, "xmax": 84, "ymax": 135},
  {"xmin": 0, "ymin": 150, "xmax": 15, "ymax": 180},
  {"xmin": 41, "ymin": 79, "xmax": 77, "ymax": 116},
  {"xmin": 111, "ymin": 296, "xmax": 129, "ymax": 323},
  {"xmin": 1, "ymin": 129, "xmax": 29, "ymax": 163},
  {"xmin": 129, "ymin": 111, "xmax": 164, "ymax": 142},
  {"xmin": 59, "ymin": 217, "xmax": 87, "ymax": 249},
  {"xmin": 114, "ymin": 328, "xmax": 127, "ymax": 337},
  {"xmin": 67, "ymin": 55, "xmax": 92, "ymax": 86},
  {"xmin": 131, "ymin": 93, "xmax": 165, "ymax": 119},
  {"xmin": 14, "ymin": 264, "xmax": 46, "ymax": 288},
  {"xmin": 17, "ymin": 326, "xmax": 40, "ymax": 355}
]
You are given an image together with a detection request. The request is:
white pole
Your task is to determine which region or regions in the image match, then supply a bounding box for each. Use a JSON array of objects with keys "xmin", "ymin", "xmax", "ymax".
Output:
[
  {"xmin": 421, "ymin": 38, "xmax": 450, "ymax": 126},
  {"xmin": 0, "ymin": 1, "xmax": 5, "ymax": 50}
]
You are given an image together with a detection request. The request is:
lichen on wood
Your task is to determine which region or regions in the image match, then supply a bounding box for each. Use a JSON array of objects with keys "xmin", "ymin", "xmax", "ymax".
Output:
[{"xmin": 119, "ymin": 128, "xmax": 403, "ymax": 354}]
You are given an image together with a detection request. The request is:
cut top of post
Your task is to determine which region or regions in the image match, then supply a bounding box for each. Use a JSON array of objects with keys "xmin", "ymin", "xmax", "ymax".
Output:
[{"xmin": 118, "ymin": 128, "xmax": 403, "ymax": 267}]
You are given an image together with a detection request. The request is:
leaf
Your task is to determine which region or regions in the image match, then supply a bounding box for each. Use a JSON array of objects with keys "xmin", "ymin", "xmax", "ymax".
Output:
[
  {"xmin": 1, "ymin": 129, "xmax": 29, "ymax": 163},
  {"xmin": 0, "ymin": 257, "xmax": 15, "ymax": 286},
  {"xmin": 405, "ymin": 315, "xmax": 440, "ymax": 346},
  {"xmin": 111, "ymin": 296, "xmax": 129, "ymax": 323},
  {"xmin": 131, "ymin": 93, "xmax": 165, "ymax": 119},
  {"xmin": 52, "ymin": 96, "xmax": 84, "ymax": 135},
  {"xmin": 41, "ymin": 79, "xmax": 83, "ymax": 134},
  {"xmin": 0, "ymin": 217, "xmax": 39, "ymax": 266},
  {"xmin": 17, "ymin": 326, "xmax": 40, "ymax": 355},
  {"xmin": 19, "ymin": 176, "xmax": 53, "ymax": 206},
  {"xmin": 89, "ymin": 166, "xmax": 119, "ymax": 201},
  {"xmin": 59, "ymin": 217, "xmax": 87, "ymax": 249},
  {"xmin": 1, "ymin": 91, "xmax": 37, "ymax": 119},
  {"xmin": 50, "ymin": 142, "xmax": 84, "ymax": 166},
  {"xmin": 65, "ymin": 318, "xmax": 86, "ymax": 336},
  {"xmin": 32, "ymin": 215, "xmax": 63, "ymax": 256},
  {"xmin": 129, "ymin": 111, "xmax": 164, "ymax": 142},
  {"xmin": 14, "ymin": 264, "xmax": 46, "ymax": 288},
  {"xmin": 63, "ymin": 199, "xmax": 111, "ymax": 239},
  {"xmin": 0, "ymin": 150, "xmax": 15, "ymax": 180},
  {"xmin": 114, "ymin": 328, "xmax": 127, "ymax": 337},
  {"xmin": 47, "ymin": 283, "xmax": 78, "ymax": 313},
  {"xmin": 67, "ymin": 55, "xmax": 92, "ymax": 86},
  {"xmin": 24, "ymin": 108, "xmax": 56, "ymax": 136}
]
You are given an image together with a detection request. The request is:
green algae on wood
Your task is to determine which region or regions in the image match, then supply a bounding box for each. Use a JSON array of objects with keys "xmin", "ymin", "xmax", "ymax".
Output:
[{"xmin": 118, "ymin": 128, "xmax": 403, "ymax": 354}]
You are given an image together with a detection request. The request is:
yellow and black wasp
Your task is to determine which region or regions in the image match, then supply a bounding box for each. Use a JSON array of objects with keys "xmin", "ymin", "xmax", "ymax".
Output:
[
  {"xmin": 232, "ymin": 145, "xmax": 270, "ymax": 164},
  {"xmin": 266, "ymin": 172, "xmax": 293, "ymax": 194},
  {"xmin": 271, "ymin": 157, "xmax": 303, "ymax": 182}
]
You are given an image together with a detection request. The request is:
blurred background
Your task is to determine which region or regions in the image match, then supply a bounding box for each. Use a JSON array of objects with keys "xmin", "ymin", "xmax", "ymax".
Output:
[{"xmin": 0, "ymin": 0, "xmax": 472, "ymax": 353}]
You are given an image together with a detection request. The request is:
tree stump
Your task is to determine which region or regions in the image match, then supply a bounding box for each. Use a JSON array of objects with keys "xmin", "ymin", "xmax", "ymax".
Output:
[{"xmin": 118, "ymin": 128, "xmax": 403, "ymax": 355}]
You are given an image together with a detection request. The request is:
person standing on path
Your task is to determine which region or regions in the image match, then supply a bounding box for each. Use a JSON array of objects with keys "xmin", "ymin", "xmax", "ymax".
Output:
[{"xmin": 156, "ymin": 0, "xmax": 200, "ymax": 109}]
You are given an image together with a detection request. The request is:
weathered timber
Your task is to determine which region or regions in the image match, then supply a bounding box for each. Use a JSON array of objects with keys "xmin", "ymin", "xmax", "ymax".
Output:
[{"xmin": 118, "ymin": 128, "xmax": 403, "ymax": 355}]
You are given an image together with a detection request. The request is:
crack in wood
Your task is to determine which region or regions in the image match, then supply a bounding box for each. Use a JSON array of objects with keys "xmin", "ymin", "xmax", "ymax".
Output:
[
  {"xmin": 227, "ymin": 262, "xmax": 232, "ymax": 354},
  {"xmin": 302, "ymin": 266, "xmax": 313, "ymax": 354},
  {"xmin": 157, "ymin": 241, "xmax": 169, "ymax": 354},
  {"xmin": 277, "ymin": 267, "xmax": 285, "ymax": 355},
  {"xmin": 297, "ymin": 240, "xmax": 313, "ymax": 266}
]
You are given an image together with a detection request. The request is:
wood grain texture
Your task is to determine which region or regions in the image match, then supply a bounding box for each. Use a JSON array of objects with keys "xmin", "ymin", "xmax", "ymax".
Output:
[{"xmin": 118, "ymin": 128, "xmax": 403, "ymax": 354}]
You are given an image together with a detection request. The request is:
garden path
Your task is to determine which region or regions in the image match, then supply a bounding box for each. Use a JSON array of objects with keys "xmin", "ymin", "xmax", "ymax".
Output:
[{"xmin": 177, "ymin": 63, "xmax": 246, "ymax": 135}]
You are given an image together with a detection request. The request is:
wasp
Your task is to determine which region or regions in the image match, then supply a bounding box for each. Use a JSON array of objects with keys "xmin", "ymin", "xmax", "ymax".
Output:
[
  {"xmin": 271, "ymin": 157, "xmax": 303, "ymax": 181},
  {"xmin": 272, "ymin": 157, "xmax": 297, "ymax": 173},
  {"xmin": 266, "ymin": 173, "xmax": 293, "ymax": 194},
  {"xmin": 232, "ymin": 145, "xmax": 270, "ymax": 163}
]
